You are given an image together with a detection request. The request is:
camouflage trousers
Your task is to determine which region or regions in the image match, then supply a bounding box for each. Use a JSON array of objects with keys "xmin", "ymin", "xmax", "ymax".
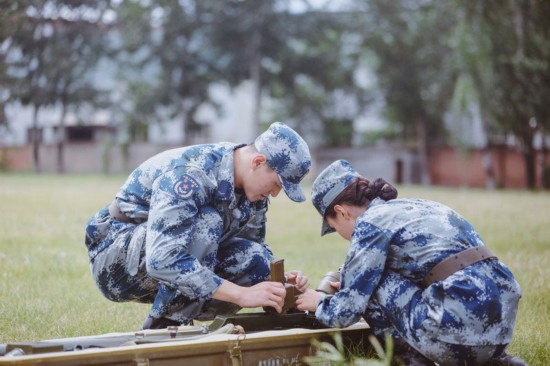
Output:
[
  {"xmin": 365, "ymin": 271, "xmax": 514, "ymax": 366},
  {"xmin": 88, "ymin": 206, "xmax": 273, "ymax": 324}
]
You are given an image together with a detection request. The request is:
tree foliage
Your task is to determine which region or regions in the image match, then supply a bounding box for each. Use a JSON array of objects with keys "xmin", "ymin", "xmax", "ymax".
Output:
[
  {"xmin": 264, "ymin": 12, "xmax": 370, "ymax": 146},
  {"xmin": 353, "ymin": 0, "xmax": 458, "ymax": 183},
  {"xmin": 1, "ymin": 0, "xmax": 113, "ymax": 171},
  {"xmin": 112, "ymin": 0, "xmax": 369, "ymax": 145},
  {"xmin": 455, "ymin": 0, "xmax": 550, "ymax": 188},
  {"xmin": 1, "ymin": 0, "xmax": 549, "ymax": 187}
]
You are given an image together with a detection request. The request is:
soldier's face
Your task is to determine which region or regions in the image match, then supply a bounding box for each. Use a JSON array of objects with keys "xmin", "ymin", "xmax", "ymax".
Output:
[
  {"xmin": 326, "ymin": 204, "xmax": 363, "ymax": 240},
  {"xmin": 326, "ymin": 214, "xmax": 354, "ymax": 240},
  {"xmin": 245, "ymin": 160, "xmax": 282, "ymax": 202}
]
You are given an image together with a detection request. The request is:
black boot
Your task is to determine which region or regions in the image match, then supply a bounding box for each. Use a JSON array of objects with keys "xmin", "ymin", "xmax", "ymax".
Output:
[
  {"xmin": 486, "ymin": 352, "xmax": 527, "ymax": 366},
  {"xmin": 141, "ymin": 316, "xmax": 184, "ymax": 330},
  {"xmin": 392, "ymin": 337, "xmax": 435, "ymax": 366}
]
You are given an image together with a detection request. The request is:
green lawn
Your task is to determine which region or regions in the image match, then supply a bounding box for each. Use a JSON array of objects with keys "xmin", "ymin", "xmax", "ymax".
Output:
[{"xmin": 0, "ymin": 174, "xmax": 548, "ymax": 364}]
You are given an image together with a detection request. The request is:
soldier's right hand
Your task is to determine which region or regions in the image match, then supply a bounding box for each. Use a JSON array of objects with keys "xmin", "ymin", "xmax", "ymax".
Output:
[
  {"xmin": 238, "ymin": 281, "xmax": 286, "ymax": 312},
  {"xmin": 212, "ymin": 280, "xmax": 286, "ymax": 312}
]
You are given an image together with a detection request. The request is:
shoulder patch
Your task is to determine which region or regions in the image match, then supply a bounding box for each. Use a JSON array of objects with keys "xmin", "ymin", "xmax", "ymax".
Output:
[{"xmin": 173, "ymin": 175, "xmax": 199, "ymax": 199}]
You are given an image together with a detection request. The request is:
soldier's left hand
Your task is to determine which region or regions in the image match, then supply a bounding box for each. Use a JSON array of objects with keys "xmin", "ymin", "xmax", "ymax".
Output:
[
  {"xmin": 285, "ymin": 270, "xmax": 310, "ymax": 292},
  {"xmin": 296, "ymin": 289, "xmax": 322, "ymax": 312}
]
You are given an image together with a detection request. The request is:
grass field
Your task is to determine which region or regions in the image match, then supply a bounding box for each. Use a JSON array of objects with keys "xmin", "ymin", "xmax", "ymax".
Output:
[{"xmin": 0, "ymin": 173, "xmax": 549, "ymax": 364}]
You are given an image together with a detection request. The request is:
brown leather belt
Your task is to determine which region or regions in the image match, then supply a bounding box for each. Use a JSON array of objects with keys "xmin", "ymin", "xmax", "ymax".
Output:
[{"xmin": 422, "ymin": 246, "xmax": 497, "ymax": 287}]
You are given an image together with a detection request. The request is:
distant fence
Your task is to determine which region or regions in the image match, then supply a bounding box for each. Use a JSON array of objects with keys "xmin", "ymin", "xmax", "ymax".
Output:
[{"xmin": 1, "ymin": 143, "xmax": 549, "ymax": 189}]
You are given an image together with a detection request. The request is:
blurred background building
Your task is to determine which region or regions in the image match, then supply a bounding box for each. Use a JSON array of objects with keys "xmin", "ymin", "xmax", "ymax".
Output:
[{"xmin": 1, "ymin": 0, "xmax": 549, "ymax": 189}]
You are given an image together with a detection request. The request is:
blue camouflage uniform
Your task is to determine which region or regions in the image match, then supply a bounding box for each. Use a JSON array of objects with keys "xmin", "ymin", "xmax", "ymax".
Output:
[
  {"xmin": 311, "ymin": 160, "xmax": 522, "ymax": 366},
  {"xmin": 85, "ymin": 122, "xmax": 311, "ymax": 324}
]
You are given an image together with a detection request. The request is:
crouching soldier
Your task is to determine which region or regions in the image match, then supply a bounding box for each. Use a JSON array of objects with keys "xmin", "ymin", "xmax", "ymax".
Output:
[
  {"xmin": 85, "ymin": 122, "xmax": 311, "ymax": 329},
  {"xmin": 297, "ymin": 160, "xmax": 525, "ymax": 366}
]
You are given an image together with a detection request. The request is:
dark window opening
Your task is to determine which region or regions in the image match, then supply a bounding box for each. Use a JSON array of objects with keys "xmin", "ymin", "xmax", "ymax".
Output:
[{"xmin": 67, "ymin": 126, "xmax": 94, "ymax": 142}]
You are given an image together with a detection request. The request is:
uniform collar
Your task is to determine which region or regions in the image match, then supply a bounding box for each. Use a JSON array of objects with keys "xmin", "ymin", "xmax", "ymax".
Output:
[
  {"xmin": 368, "ymin": 197, "xmax": 384, "ymax": 208},
  {"xmin": 215, "ymin": 144, "xmax": 246, "ymax": 207}
]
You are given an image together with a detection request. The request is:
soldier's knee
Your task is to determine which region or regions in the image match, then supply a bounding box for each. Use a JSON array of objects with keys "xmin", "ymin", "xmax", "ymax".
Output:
[
  {"xmin": 94, "ymin": 265, "xmax": 125, "ymax": 302},
  {"xmin": 216, "ymin": 238, "xmax": 273, "ymax": 284},
  {"xmin": 250, "ymin": 252, "xmax": 271, "ymax": 280},
  {"xmin": 239, "ymin": 240, "xmax": 272, "ymax": 282}
]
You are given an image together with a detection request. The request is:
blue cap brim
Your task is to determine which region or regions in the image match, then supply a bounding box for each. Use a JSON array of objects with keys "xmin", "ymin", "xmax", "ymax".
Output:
[
  {"xmin": 321, "ymin": 218, "xmax": 336, "ymax": 236},
  {"xmin": 280, "ymin": 175, "xmax": 306, "ymax": 202}
]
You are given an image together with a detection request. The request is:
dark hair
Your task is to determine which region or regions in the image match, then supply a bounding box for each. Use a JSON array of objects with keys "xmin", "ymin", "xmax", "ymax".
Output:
[{"xmin": 325, "ymin": 177, "xmax": 398, "ymax": 218}]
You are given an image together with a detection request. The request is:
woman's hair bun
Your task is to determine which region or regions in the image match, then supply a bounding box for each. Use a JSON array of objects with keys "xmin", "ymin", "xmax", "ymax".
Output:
[{"xmin": 368, "ymin": 178, "xmax": 398, "ymax": 201}]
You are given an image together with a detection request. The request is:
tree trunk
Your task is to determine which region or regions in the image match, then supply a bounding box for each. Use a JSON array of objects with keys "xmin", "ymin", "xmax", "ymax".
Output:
[
  {"xmin": 513, "ymin": 0, "xmax": 536, "ymax": 189},
  {"xmin": 182, "ymin": 107, "xmax": 192, "ymax": 146},
  {"xmin": 542, "ymin": 128, "xmax": 548, "ymax": 167},
  {"xmin": 480, "ymin": 115, "xmax": 495, "ymax": 190},
  {"xmin": 182, "ymin": 113, "xmax": 190, "ymax": 146},
  {"xmin": 56, "ymin": 104, "xmax": 67, "ymax": 173},
  {"xmin": 416, "ymin": 117, "xmax": 431, "ymax": 185},
  {"xmin": 248, "ymin": 21, "xmax": 262, "ymax": 139},
  {"xmin": 182, "ymin": 103, "xmax": 201, "ymax": 146},
  {"xmin": 248, "ymin": 6, "xmax": 267, "ymax": 139},
  {"xmin": 481, "ymin": 148, "xmax": 496, "ymax": 190},
  {"xmin": 523, "ymin": 144, "xmax": 536, "ymax": 189},
  {"xmin": 541, "ymin": 128, "xmax": 550, "ymax": 189},
  {"xmin": 32, "ymin": 105, "xmax": 41, "ymax": 173},
  {"xmin": 250, "ymin": 48, "xmax": 261, "ymax": 139}
]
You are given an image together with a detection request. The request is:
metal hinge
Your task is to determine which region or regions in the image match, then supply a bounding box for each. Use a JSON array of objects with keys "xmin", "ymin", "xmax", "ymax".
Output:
[{"xmin": 229, "ymin": 334, "xmax": 245, "ymax": 366}]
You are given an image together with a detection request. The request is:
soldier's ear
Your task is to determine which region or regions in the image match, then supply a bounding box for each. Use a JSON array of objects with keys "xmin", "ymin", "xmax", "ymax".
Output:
[
  {"xmin": 334, "ymin": 204, "xmax": 354, "ymax": 221},
  {"xmin": 333, "ymin": 205, "xmax": 347, "ymax": 219},
  {"xmin": 251, "ymin": 154, "xmax": 267, "ymax": 170}
]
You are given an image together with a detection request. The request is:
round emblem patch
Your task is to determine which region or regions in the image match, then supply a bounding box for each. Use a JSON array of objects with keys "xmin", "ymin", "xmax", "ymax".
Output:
[{"xmin": 173, "ymin": 175, "xmax": 199, "ymax": 199}]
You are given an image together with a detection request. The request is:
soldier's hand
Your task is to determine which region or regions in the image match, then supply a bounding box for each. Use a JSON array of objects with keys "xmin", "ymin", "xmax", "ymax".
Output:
[
  {"xmin": 296, "ymin": 289, "xmax": 322, "ymax": 312},
  {"xmin": 212, "ymin": 280, "xmax": 286, "ymax": 312},
  {"xmin": 285, "ymin": 270, "xmax": 310, "ymax": 292},
  {"xmin": 239, "ymin": 281, "xmax": 286, "ymax": 312}
]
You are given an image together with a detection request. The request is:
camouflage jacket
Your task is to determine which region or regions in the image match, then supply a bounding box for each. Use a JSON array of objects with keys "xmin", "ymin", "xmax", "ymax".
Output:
[
  {"xmin": 86, "ymin": 143, "xmax": 270, "ymax": 299},
  {"xmin": 316, "ymin": 198, "xmax": 521, "ymax": 345}
]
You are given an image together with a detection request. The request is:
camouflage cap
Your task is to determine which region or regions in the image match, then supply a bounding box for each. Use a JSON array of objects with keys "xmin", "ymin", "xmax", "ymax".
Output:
[
  {"xmin": 311, "ymin": 160, "xmax": 360, "ymax": 235},
  {"xmin": 254, "ymin": 122, "xmax": 311, "ymax": 202}
]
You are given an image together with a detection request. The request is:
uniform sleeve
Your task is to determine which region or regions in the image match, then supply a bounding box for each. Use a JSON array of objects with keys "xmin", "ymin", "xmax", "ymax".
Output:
[
  {"xmin": 145, "ymin": 167, "xmax": 223, "ymax": 300},
  {"xmin": 316, "ymin": 221, "xmax": 390, "ymax": 328}
]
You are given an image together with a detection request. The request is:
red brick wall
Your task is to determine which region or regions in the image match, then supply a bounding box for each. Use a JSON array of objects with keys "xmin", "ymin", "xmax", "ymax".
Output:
[
  {"xmin": 2, "ymin": 144, "xmax": 549, "ymax": 189},
  {"xmin": 429, "ymin": 146, "xmax": 549, "ymax": 189},
  {"xmin": 1, "ymin": 146, "xmax": 32, "ymax": 171}
]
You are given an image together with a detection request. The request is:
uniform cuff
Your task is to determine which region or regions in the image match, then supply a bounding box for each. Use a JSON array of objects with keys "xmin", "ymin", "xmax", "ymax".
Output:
[{"xmin": 179, "ymin": 268, "xmax": 223, "ymax": 299}]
